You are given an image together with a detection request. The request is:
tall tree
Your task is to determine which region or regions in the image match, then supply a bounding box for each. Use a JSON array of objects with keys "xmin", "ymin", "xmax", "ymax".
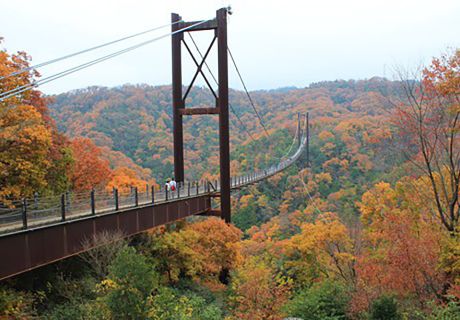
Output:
[
  {"xmin": 0, "ymin": 43, "xmax": 52, "ymax": 200},
  {"xmin": 0, "ymin": 39, "xmax": 74, "ymax": 199},
  {"xmin": 393, "ymin": 50, "xmax": 460, "ymax": 232}
]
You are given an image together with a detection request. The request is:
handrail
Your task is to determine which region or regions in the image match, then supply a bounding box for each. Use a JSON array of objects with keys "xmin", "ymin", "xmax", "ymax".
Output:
[{"xmin": 0, "ymin": 132, "xmax": 307, "ymax": 235}]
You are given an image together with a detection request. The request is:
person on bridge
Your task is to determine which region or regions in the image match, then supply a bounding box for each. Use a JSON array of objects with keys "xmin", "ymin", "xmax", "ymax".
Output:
[{"xmin": 169, "ymin": 179, "xmax": 177, "ymax": 192}]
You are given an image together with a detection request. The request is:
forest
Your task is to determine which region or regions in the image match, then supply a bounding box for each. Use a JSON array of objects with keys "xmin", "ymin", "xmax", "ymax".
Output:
[{"xmin": 0, "ymin": 38, "xmax": 459, "ymax": 319}]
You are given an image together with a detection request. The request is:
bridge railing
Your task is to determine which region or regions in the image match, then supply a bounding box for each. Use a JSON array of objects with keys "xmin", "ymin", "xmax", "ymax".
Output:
[{"xmin": 0, "ymin": 133, "xmax": 307, "ymax": 235}]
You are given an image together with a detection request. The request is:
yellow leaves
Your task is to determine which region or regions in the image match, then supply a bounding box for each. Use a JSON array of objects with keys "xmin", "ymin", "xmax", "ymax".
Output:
[
  {"xmin": 96, "ymin": 279, "xmax": 118, "ymax": 294},
  {"xmin": 315, "ymin": 172, "xmax": 333, "ymax": 184},
  {"xmin": 239, "ymin": 194, "xmax": 254, "ymax": 208},
  {"xmin": 229, "ymin": 256, "xmax": 292, "ymax": 320},
  {"xmin": 320, "ymin": 142, "xmax": 336, "ymax": 156},
  {"xmin": 257, "ymin": 194, "xmax": 269, "ymax": 208},
  {"xmin": 151, "ymin": 217, "xmax": 242, "ymax": 286},
  {"xmin": 0, "ymin": 104, "xmax": 52, "ymax": 200},
  {"xmin": 285, "ymin": 213, "xmax": 355, "ymax": 283},
  {"xmin": 292, "ymin": 213, "xmax": 349, "ymax": 253},
  {"xmin": 358, "ymin": 181, "xmax": 396, "ymax": 226},
  {"xmin": 440, "ymin": 234, "xmax": 460, "ymax": 276}
]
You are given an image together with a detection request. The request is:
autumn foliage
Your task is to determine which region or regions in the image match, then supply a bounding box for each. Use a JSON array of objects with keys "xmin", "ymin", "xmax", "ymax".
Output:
[
  {"xmin": 0, "ymin": 40, "xmax": 63, "ymax": 200},
  {"xmin": 1, "ymin": 37, "xmax": 459, "ymax": 318},
  {"xmin": 69, "ymin": 137, "xmax": 112, "ymax": 191}
]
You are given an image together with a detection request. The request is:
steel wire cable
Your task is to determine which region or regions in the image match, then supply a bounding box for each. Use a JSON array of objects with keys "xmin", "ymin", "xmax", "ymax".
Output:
[
  {"xmin": 187, "ymin": 33, "xmax": 257, "ymax": 143},
  {"xmin": 227, "ymin": 47, "xmax": 270, "ymax": 137},
  {"xmin": 0, "ymin": 20, "xmax": 210, "ymax": 101},
  {"xmin": 274, "ymin": 123, "xmax": 299, "ymax": 161},
  {"xmin": 0, "ymin": 21, "xmax": 183, "ymax": 81}
]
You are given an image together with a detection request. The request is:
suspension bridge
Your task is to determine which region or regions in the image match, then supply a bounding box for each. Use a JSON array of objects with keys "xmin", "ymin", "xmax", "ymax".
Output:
[{"xmin": 0, "ymin": 8, "xmax": 310, "ymax": 280}]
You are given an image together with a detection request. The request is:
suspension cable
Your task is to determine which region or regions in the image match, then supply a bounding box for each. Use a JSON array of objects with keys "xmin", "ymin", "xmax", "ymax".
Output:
[
  {"xmin": 227, "ymin": 47, "xmax": 270, "ymax": 137},
  {"xmin": 0, "ymin": 21, "xmax": 183, "ymax": 81},
  {"xmin": 0, "ymin": 20, "xmax": 210, "ymax": 101},
  {"xmin": 281, "ymin": 121, "xmax": 300, "ymax": 159},
  {"xmin": 187, "ymin": 33, "xmax": 256, "ymax": 143}
]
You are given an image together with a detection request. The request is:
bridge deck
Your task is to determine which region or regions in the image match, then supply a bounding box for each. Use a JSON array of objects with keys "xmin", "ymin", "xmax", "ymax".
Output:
[{"xmin": 0, "ymin": 136, "xmax": 306, "ymax": 280}]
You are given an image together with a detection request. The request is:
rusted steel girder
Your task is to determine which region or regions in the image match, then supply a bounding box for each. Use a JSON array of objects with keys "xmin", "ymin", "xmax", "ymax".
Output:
[{"xmin": 0, "ymin": 195, "xmax": 211, "ymax": 281}]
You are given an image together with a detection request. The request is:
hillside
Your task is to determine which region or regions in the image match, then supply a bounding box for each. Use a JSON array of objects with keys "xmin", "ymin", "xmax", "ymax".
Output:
[
  {"xmin": 2, "ymin": 50, "xmax": 459, "ymax": 319},
  {"xmin": 47, "ymin": 78, "xmax": 407, "ymax": 231},
  {"xmin": 49, "ymin": 78, "xmax": 401, "ymax": 182}
]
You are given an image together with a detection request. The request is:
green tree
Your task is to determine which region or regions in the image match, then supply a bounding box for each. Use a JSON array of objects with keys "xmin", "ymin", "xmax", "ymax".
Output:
[
  {"xmin": 369, "ymin": 295, "xmax": 402, "ymax": 320},
  {"xmin": 149, "ymin": 287, "xmax": 222, "ymax": 320},
  {"xmin": 282, "ymin": 281, "xmax": 350, "ymax": 320},
  {"xmin": 105, "ymin": 247, "xmax": 158, "ymax": 320},
  {"xmin": 0, "ymin": 286, "xmax": 35, "ymax": 318}
]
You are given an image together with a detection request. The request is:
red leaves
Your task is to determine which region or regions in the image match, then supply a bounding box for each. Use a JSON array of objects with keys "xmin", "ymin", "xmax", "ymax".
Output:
[{"xmin": 70, "ymin": 137, "xmax": 112, "ymax": 191}]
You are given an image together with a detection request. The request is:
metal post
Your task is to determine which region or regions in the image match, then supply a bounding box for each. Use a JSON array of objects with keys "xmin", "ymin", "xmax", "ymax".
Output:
[
  {"xmin": 61, "ymin": 194, "xmax": 66, "ymax": 221},
  {"xmin": 172, "ymin": 13, "xmax": 185, "ymax": 183},
  {"xmin": 165, "ymin": 185, "xmax": 169, "ymax": 201},
  {"xmin": 151, "ymin": 185, "xmax": 155, "ymax": 204},
  {"xmin": 22, "ymin": 198, "xmax": 28, "ymax": 229},
  {"xmin": 134, "ymin": 187, "xmax": 138, "ymax": 206},
  {"xmin": 33, "ymin": 192, "xmax": 39, "ymax": 209},
  {"xmin": 91, "ymin": 189, "xmax": 95, "ymax": 215},
  {"xmin": 188, "ymin": 181, "xmax": 190, "ymax": 196},
  {"xmin": 114, "ymin": 188, "xmax": 119, "ymax": 211},
  {"xmin": 306, "ymin": 112, "xmax": 310, "ymax": 167},
  {"xmin": 297, "ymin": 112, "xmax": 301, "ymax": 147},
  {"xmin": 66, "ymin": 191, "xmax": 70, "ymax": 210},
  {"xmin": 216, "ymin": 7, "xmax": 231, "ymax": 223},
  {"xmin": 177, "ymin": 183, "xmax": 181, "ymax": 199},
  {"xmin": 196, "ymin": 181, "xmax": 199, "ymax": 195}
]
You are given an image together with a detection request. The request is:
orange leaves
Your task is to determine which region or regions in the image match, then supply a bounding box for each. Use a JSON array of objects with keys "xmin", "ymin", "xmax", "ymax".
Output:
[
  {"xmin": 106, "ymin": 167, "xmax": 152, "ymax": 193},
  {"xmin": 0, "ymin": 41, "xmax": 72, "ymax": 199},
  {"xmin": 186, "ymin": 217, "xmax": 243, "ymax": 275},
  {"xmin": 315, "ymin": 172, "xmax": 333, "ymax": 184},
  {"xmin": 351, "ymin": 154, "xmax": 373, "ymax": 172},
  {"xmin": 0, "ymin": 105, "xmax": 52, "ymax": 200},
  {"xmin": 70, "ymin": 137, "xmax": 112, "ymax": 191},
  {"xmin": 149, "ymin": 217, "xmax": 242, "ymax": 286},
  {"xmin": 423, "ymin": 49, "xmax": 460, "ymax": 97},
  {"xmin": 318, "ymin": 130, "xmax": 334, "ymax": 141},
  {"xmin": 392, "ymin": 51, "xmax": 460, "ymax": 233},
  {"xmin": 229, "ymin": 257, "xmax": 292, "ymax": 320},
  {"xmin": 320, "ymin": 142, "xmax": 336, "ymax": 157},
  {"xmin": 353, "ymin": 180, "xmax": 447, "ymax": 312},
  {"xmin": 239, "ymin": 194, "xmax": 254, "ymax": 209}
]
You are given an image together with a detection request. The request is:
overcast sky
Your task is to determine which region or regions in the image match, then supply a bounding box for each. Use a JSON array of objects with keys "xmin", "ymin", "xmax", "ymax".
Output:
[{"xmin": 1, "ymin": 0, "xmax": 459, "ymax": 94}]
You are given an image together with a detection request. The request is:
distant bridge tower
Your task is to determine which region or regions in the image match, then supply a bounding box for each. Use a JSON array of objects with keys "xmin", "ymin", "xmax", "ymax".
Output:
[{"xmin": 171, "ymin": 8, "xmax": 231, "ymax": 222}]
